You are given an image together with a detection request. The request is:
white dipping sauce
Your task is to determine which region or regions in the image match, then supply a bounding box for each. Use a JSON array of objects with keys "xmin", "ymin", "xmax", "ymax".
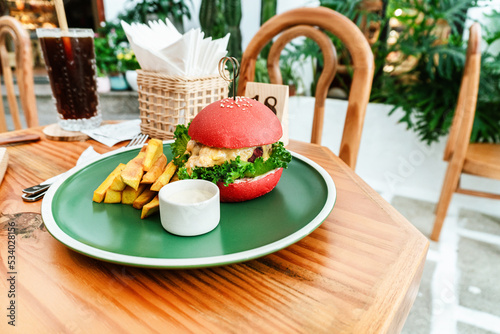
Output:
[
  {"xmin": 159, "ymin": 179, "xmax": 220, "ymax": 236},
  {"xmin": 167, "ymin": 189, "xmax": 214, "ymax": 204}
]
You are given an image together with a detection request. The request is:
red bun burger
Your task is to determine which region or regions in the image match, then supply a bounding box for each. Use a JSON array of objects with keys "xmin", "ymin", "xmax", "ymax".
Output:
[{"xmin": 171, "ymin": 96, "xmax": 292, "ymax": 202}]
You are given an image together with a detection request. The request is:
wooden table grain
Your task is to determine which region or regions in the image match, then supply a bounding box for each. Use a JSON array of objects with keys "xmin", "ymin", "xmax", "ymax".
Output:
[{"xmin": 0, "ymin": 126, "xmax": 429, "ymax": 334}]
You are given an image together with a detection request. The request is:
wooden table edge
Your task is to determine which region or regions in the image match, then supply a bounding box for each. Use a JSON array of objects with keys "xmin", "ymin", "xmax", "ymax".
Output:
[{"xmin": 312, "ymin": 143, "xmax": 430, "ymax": 333}]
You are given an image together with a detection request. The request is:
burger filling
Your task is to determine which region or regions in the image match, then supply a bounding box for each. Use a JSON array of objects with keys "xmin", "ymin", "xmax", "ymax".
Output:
[
  {"xmin": 183, "ymin": 139, "xmax": 272, "ymax": 174},
  {"xmin": 171, "ymin": 124, "xmax": 292, "ymax": 186}
]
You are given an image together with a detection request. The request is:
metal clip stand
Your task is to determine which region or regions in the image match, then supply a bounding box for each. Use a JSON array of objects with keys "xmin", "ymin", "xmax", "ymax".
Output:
[{"xmin": 218, "ymin": 56, "xmax": 240, "ymax": 100}]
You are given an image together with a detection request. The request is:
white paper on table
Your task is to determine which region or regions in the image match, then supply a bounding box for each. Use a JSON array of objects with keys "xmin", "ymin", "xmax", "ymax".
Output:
[{"xmin": 81, "ymin": 119, "xmax": 141, "ymax": 147}]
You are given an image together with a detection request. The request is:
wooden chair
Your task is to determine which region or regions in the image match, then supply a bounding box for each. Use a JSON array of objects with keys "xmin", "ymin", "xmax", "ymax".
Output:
[
  {"xmin": 237, "ymin": 7, "xmax": 374, "ymax": 169},
  {"xmin": 0, "ymin": 16, "xmax": 38, "ymax": 132},
  {"xmin": 430, "ymin": 23, "xmax": 500, "ymax": 241}
]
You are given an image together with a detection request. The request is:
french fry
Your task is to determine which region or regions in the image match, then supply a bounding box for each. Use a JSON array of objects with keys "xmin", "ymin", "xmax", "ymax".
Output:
[
  {"xmin": 132, "ymin": 189, "xmax": 157, "ymax": 210},
  {"xmin": 141, "ymin": 154, "xmax": 167, "ymax": 184},
  {"xmin": 141, "ymin": 195, "xmax": 159, "ymax": 219},
  {"xmin": 121, "ymin": 150, "xmax": 146, "ymax": 191},
  {"xmin": 122, "ymin": 184, "xmax": 147, "ymax": 205},
  {"xmin": 104, "ymin": 190, "xmax": 122, "ymax": 203},
  {"xmin": 150, "ymin": 161, "xmax": 177, "ymax": 191},
  {"xmin": 93, "ymin": 163, "xmax": 127, "ymax": 203},
  {"xmin": 109, "ymin": 173, "xmax": 127, "ymax": 191},
  {"xmin": 142, "ymin": 138, "xmax": 163, "ymax": 172},
  {"xmin": 94, "ymin": 141, "xmax": 170, "ymax": 217}
]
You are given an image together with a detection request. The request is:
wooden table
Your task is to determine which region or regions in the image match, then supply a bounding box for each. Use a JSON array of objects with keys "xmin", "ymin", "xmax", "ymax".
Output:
[{"xmin": 0, "ymin": 126, "xmax": 429, "ymax": 333}]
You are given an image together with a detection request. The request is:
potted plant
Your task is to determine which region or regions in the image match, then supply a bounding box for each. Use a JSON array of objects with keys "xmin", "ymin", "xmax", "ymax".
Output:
[
  {"xmin": 377, "ymin": 0, "xmax": 500, "ymax": 144},
  {"xmin": 279, "ymin": 57, "xmax": 303, "ymax": 96},
  {"xmin": 94, "ymin": 34, "xmax": 115, "ymax": 93},
  {"xmin": 120, "ymin": 0, "xmax": 192, "ymax": 33},
  {"xmin": 276, "ymin": 0, "xmax": 500, "ymax": 144},
  {"xmin": 119, "ymin": 47, "xmax": 141, "ymax": 91},
  {"xmin": 95, "ymin": 26, "xmax": 139, "ymax": 91},
  {"xmin": 96, "ymin": 69, "xmax": 111, "ymax": 93}
]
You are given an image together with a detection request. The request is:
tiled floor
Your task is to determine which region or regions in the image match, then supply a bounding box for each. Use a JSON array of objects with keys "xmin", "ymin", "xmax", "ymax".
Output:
[{"xmin": 388, "ymin": 194, "xmax": 500, "ymax": 334}]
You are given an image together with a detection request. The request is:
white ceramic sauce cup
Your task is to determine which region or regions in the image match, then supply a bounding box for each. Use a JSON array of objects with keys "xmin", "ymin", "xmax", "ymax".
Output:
[{"xmin": 158, "ymin": 180, "xmax": 220, "ymax": 236}]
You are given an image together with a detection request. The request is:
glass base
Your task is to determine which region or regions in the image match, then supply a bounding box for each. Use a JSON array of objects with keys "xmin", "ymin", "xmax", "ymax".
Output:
[{"xmin": 58, "ymin": 113, "xmax": 102, "ymax": 131}]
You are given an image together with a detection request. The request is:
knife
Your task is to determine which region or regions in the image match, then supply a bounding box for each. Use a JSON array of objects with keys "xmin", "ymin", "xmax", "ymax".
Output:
[
  {"xmin": 0, "ymin": 133, "xmax": 41, "ymax": 146},
  {"xmin": 21, "ymin": 171, "xmax": 69, "ymax": 201}
]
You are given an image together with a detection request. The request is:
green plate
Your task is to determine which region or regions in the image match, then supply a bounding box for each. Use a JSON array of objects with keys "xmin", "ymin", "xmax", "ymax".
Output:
[{"xmin": 41, "ymin": 143, "xmax": 336, "ymax": 268}]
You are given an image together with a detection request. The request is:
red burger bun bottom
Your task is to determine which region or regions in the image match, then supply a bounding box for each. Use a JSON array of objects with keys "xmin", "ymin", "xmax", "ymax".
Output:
[{"xmin": 217, "ymin": 168, "xmax": 283, "ymax": 202}]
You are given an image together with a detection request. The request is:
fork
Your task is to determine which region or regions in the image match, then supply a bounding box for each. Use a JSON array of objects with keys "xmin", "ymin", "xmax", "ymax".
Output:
[
  {"xmin": 21, "ymin": 133, "xmax": 149, "ymax": 202},
  {"xmin": 126, "ymin": 133, "xmax": 148, "ymax": 147}
]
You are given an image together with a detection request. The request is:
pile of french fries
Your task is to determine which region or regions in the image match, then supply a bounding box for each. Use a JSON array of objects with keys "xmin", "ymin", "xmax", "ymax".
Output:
[{"xmin": 92, "ymin": 139, "xmax": 178, "ymax": 219}]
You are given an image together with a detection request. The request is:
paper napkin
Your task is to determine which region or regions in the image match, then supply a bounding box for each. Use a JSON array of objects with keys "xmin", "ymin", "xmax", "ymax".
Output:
[
  {"xmin": 121, "ymin": 18, "xmax": 229, "ymax": 77},
  {"xmin": 81, "ymin": 120, "xmax": 141, "ymax": 147}
]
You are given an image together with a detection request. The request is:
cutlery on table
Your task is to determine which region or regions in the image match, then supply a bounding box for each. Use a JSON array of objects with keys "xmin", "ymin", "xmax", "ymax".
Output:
[
  {"xmin": 21, "ymin": 133, "xmax": 149, "ymax": 202},
  {"xmin": 0, "ymin": 133, "xmax": 40, "ymax": 146}
]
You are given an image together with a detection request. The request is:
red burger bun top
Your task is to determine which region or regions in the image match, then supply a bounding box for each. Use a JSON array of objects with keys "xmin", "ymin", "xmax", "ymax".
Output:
[{"xmin": 188, "ymin": 96, "xmax": 283, "ymax": 149}]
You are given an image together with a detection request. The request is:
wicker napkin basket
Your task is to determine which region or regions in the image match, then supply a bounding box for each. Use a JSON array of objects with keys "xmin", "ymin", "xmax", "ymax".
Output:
[{"xmin": 137, "ymin": 70, "xmax": 229, "ymax": 140}]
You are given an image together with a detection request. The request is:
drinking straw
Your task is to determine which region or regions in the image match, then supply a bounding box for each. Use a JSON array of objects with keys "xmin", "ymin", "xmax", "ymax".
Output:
[
  {"xmin": 54, "ymin": 0, "xmax": 73, "ymax": 62},
  {"xmin": 54, "ymin": 0, "xmax": 69, "ymax": 32}
]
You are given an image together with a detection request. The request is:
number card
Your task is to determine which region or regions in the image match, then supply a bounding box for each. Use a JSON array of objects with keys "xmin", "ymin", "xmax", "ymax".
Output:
[{"xmin": 244, "ymin": 82, "xmax": 289, "ymax": 146}]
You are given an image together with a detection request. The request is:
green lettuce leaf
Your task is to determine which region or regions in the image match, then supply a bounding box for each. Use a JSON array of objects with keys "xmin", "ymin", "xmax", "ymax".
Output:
[{"xmin": 171, "ymin": 124, "xmax": 191, "ymax": 167}]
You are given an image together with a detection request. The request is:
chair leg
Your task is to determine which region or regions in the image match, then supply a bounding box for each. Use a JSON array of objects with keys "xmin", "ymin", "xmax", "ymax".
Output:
[{"xmin": 430, "ymin": 163, "xmax": 462, "ymax": 241}]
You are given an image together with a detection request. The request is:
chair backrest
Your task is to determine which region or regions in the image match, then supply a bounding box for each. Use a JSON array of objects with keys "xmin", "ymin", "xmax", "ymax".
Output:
[
  {"xmin": 443, "ymin": 23, "xmax": 481, "ymax": 162},
  {"xmin": 237, "ymin": 7, "xmax": 374, "ymax": 169},
  {"xmin": 0, "ymin": 16, "xmax": 38, "ymax": 132}
]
